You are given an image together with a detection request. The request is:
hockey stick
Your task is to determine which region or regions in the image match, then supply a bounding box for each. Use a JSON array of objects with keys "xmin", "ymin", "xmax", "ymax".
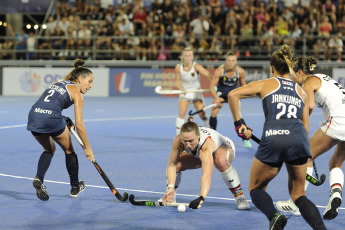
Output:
[
  {"xmin": 129, "ymin": 194, "xmax": 189, "ymax": 207},
  {"xmin": 250, "ymin": 134, "xmax": 326, "ymax": 186},
  {"xmin": 70, "ymin": 129, "xmax": 128, "ymax": 202},
  {"xmin": 313, "ymin": 161, "xmax": 319, "ymax": 180},
  {"xmin": 154, "ymin": 86, "xmax": 210, "ymax": 95},
  {"xmin": 188, "ymin": 103, "xmax": 218, "ymax": 116}
]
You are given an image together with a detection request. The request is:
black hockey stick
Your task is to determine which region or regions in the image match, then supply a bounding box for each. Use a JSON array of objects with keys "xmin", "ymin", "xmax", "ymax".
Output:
[
  {"xmin": 93, "ymin": 161, "xmax": 128, "ymax": 202},
  {"xmin": 70, "ymin": 129, "xmax": 128, "ymax": 202},
  {"xmin": 250, "ymin": 134, "xmax": 326, "ymax": 186},
  {"xmin": 129, "ymin": 194, "xmax": 189, "ymax": 207}
]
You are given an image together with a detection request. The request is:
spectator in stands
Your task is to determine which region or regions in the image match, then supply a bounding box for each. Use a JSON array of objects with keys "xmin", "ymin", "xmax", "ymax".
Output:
[
  {"xmin": 7, "ymin": 24, "xmax": 28, "ymax": 60},
  {"xmin": 116, "ymin": 0, "xmax": 133, "ymax": 13},
  {"xmin": 255, "ymin": 2, "xmax": 270, "ymax": 36},
  {"xmin": 58, "ymin": 16, "xmax": 71, "ymax": 34},
  {"xmin": 95, "ymin": 24, "xmax": 112, "ymax": 51},
  {"xmin": 238, "ymin": 21, "xmax": 253, "ymax": 57},
  {"xmin": 0, "ymin": 39, "xmax": 14, "ymax": 60},
  {"xmin": 65, "ymin": 25, "xmax": 77, "ymax": 57},
  {"xmin": 274, "ymin": 15, "xmax": 289, "ymax": 45},
  {"xmin": 337, "ymin": 15, "xmax": 345, "ymax": 35},
  {"xmin": 38, "ymin": 29, "xmax": 52, "ymax": 59},
  {"xmin": 174, "ymin": 7, "xmax": 189, "ymax": 32},
  {"xmin": 151, "ymin": 0, "xmax": 163, "ymax": 11},
  {"xmin": 132, "ymin": 7, "xmax": 147, "ymax": 35},
  {"xmin": 77, "ymin": 23, "xmax": 92, "ymax": 56},
  {"xmin": 46, "ymin": 16, "xmax": 57, "ymax": 34},
  {"xmin": 323, "ymin": 0, "xmax": 337, "ymax": 26},
  {"xmin": 209, "ymin": 1, "xmax": 226, "ymax": 35},
  {"xmin": 52, "ymin": 26, "xmax": 66, "ymax": 57},
  {"xmin": 224, "ymin": 26, "xmax": 238, "ymax": 52},
  {"xmin": 56, "ymin": 0, "xmax": 71, "ymax": 17},
  {"xmin": 189, "ymin": 14, "xmax": 210, "ymax": 38},
  {"xmin": 259, "ymin": 24, "xmax": 273, "ymax": 55},
  {"xmin": 27, "ymin": 31, "xmax": 37, "ymax": 60},
  {"xmin": 327, "ymin": 32, "xmax": 343, "ymax": 63},
  {"xmin": 285, "ymin": 23, "xmax": 302, "ymax": 49}
]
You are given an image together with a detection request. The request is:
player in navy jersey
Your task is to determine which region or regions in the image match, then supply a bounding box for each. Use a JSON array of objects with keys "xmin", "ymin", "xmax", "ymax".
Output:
[
  {"xmin": 209, "ymin": 51, "xmax": 252, "ymax": 148},
  {"xmin": 277, "ymin": 56, "xmax": 345, "ymax": 220},
  {"xmin": 161, "ymin": 116, "xmax": 250, "ymax": 210},
  {"xmin": 27, "ymin": 59, "xmax": 95, "ymax": 201},
  {"xmin": 228, "ymin": 45, "xmax": 326, "ymax": 229}
]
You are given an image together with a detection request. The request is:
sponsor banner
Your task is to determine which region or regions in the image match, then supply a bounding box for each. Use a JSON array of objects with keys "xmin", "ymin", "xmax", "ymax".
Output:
[
  {"xmin": 3, "ymin": 67, "xmax": 109, "ymax": 97},
  {"xmin": 109, "ymin": 66, "xmax": 270, "ymax": 97},
  {"xmin": 109, "ymin": 68, "xmax": 165, "ymax": 96},
  {"xmin": 333, "ymin": 68, "xmax": 345, "ymax": 87}
]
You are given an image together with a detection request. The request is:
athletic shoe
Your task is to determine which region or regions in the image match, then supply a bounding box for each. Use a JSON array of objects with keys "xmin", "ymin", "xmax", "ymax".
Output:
[
  {"xmin": 276, "ymin": 199, "xmax": 301, "ymax": 216},
  {"xmin": 323, "ymin": 188, "xmax": 342, "ymax": 220},
  {"xmin": 33, "ymin": 177, "xmax": 49, "ymax": 201},
  {"xmin": 70, "ymin": 181, "xmax": 85, "ymax": 197},
  {"xmin": 243, "ymin": 140, "xmax": 252, "ymax": 148},
  {"xmin": 235, "ymin": 195, "xmax": 250, "ymax": 210},
  {"xmin": 269, "ymin": 213, "xmax": 287, "ymax": 230}
]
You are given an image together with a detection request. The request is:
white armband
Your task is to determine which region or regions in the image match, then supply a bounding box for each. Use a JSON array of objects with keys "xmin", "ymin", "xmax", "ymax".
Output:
[{"xmin": 167, "ymin": 184, "xmax": 174, "ymax": 189}]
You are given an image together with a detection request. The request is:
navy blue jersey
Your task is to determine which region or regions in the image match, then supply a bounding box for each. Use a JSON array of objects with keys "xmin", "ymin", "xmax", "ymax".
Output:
[
  {"xmin": 217, "ymin": 65, "xmax": 240, "ymax": 101},
  {"xmin": 256, "ymin": 77, "xmax": 311, "ymax": 164},
  {"xmin": 27, "ymin": 80, "xmax": 77, "ymax": 133}
]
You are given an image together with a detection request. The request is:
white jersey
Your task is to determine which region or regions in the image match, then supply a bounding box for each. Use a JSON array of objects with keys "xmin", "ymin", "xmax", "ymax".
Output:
[
  {"xmin": 184, "ymin": 127, "xmax": 235, "ymax": 158},
  {"xmin": 179, "ymin": 62, "xmax": 201, "ymax": 90},
  {"xmin": 311, "ymin": 74, "xmax": 345, "ymax": 117}
]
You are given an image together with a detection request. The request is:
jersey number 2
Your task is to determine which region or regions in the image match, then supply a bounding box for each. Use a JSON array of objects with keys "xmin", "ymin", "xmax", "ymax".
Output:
[
  {"xmin": 44, "ymin": 90, "xmax": 55, "ymax": 102},
  {"xmin": 276, "ymin": 103, "xmax": 297, "ymax": 119}
]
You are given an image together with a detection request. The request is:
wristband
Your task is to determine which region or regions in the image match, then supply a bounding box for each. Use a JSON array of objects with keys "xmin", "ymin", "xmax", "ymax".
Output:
[
  {"xmin": 234, "ymin": 118, "xmax": 246, "ymax": 127},
  {"xmin": 167, "ymin": 184, "xmax": 174, "ymax": 189}
]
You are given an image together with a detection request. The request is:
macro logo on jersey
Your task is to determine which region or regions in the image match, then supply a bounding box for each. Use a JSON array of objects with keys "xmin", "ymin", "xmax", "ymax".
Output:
[
  {"xmin": 34, "ymin": 107, "xmax": 52, "ymax": 114},
  {"xmin": 20, "ymin": 71, "xmax": 41, "ymax": 93},
  {"xmin": 265, "ymin": 129, "xmax": 290, "ymax": 137},
  {"xmin": 114, "ymin": 72, "xmax": 131, "ymax": 94}
]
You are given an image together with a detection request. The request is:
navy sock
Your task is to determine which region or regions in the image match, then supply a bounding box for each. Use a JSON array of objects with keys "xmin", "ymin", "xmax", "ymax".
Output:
[
  {"xmin": 65, "ymin": 152, "xmax": 79, "ymax": 187},
  {"xmin": 250, "ymin": 189, "xmax": 277, "ymax": 220},
  {"xmin": 36, "ymin": 151, "xmax": 53, "ymax": 182},
  {"xmin": 210, "ymin": 116, "xmax": 217, "ymax": 130},
  {"xmin": 295, "ymin": 196, "xmax": 326, "ymax": 230}
]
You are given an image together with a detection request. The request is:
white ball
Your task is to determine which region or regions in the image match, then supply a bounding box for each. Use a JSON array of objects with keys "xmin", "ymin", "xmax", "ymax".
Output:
[{"xmin": 177, "ymin": 204, "xmax": 186, "ymax": 212}]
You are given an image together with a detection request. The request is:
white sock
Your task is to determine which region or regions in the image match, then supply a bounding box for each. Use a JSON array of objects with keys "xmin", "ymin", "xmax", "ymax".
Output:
[
  {"xmin": 221, "ymin": 165, "xmax": 243, "ymax": 197},
  {"xmin": 175, "ymin": 117, "xmax": 185, "ymax": 135},
  {"xmin": 330, "ymin": 167, "xmax": 344, "ymax": 191},
  {"xmin": 165, "ymin": 172, "xmax": 182, "ymax": 189},
  {"xmin": 305, "ymin": 167, "xmax": 313, "ymax": 191}
]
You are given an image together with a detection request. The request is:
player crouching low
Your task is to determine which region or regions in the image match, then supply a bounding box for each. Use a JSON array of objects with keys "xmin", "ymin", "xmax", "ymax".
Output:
[{"xmin": 161, "ymin": 116, "xmax": 250, "ymax": 210}]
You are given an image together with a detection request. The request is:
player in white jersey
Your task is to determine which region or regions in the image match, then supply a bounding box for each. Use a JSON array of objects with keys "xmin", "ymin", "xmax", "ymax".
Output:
[
  {"xmin": 175, "ymin": 46, "xmax": 213, "ymax": 135},
  {"xmin": 161, "ymin": 116, "xmax": 250, "ymax": 210},
  {"xmin": 277, "ymin": 56, "xmax": 345, "ymax": 220}
]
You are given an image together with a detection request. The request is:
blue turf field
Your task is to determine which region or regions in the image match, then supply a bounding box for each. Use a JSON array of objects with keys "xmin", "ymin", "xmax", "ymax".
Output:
[{"xmin": 0, "ymin": 96, "xmax": 343, "ymax": 230}]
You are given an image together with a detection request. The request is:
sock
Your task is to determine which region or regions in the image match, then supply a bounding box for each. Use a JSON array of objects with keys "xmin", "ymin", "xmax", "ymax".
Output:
[
  {"xmin": 65, "ymin": 152, "xmax": 79, "ymax": 187},
  {"xmin": 36, "ymin": 151, "xmax": 53, "ymax": 182},
  {"xmin": 175, "ymin": 117, "xmax": 185, "ymax": 135},
  {"xmin": 305, "ymin": 167, "xmax": 313, "ymax": 191},
  {"xmin": 330, "ymin": 167, "xmax": 344, "ymax": 191},
  {"xmin": 209, "ymin": 116, "xmax": 217, "ymax": 130},
  {"xmin": 221, "ymin": 165, "xmax": 243, "ymax": 197},
  {"xmin": 175, "ymin": 171, "xmax": 182, "ymax": 189},
  {"xmin": 295, "ymin": 196, "xmax": 326, "ymax": 230},
  {"xmin": 250, "ymin": 189, "xmax": 277, "ymax": 220}
]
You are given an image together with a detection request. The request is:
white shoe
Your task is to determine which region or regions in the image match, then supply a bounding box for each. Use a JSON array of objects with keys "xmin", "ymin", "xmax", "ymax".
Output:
[
  {"xmin": 323, "ymin": 188, "xmax": 342, "ymax": 220},
  {"xmin": 235, "ymin": 195, "xmax": 250, "ymax": 210},
  {"xmin": 276, "ymin": 199, "xmax": 301, "ymax": 216}
]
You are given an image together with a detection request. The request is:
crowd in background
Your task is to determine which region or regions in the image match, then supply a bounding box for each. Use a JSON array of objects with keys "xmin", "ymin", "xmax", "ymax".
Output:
[{"xmin": 0, "ymin": 0, "xmax": 344, "ymax": 62}]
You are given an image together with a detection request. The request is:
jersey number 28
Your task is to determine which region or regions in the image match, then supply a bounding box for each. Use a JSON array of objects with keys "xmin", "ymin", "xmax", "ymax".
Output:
[{"xmin": 276, "ymin": 103, "xmax": 297, "ymax": 119}]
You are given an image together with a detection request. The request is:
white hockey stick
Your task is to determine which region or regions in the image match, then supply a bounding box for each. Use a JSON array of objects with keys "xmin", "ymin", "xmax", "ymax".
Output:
[
  {"xmin": 154, "ymin": 86, "xmax": 210, "ymax": 95},
  {"xmin": 70, "ymin": 128, "xmax": 84, "ymax": 148}
]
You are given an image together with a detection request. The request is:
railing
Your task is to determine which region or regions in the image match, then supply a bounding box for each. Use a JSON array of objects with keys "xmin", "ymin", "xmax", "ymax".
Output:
[{"xmin": 0, "ymin": 34, "xmax": 344, "ymax": 62}]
